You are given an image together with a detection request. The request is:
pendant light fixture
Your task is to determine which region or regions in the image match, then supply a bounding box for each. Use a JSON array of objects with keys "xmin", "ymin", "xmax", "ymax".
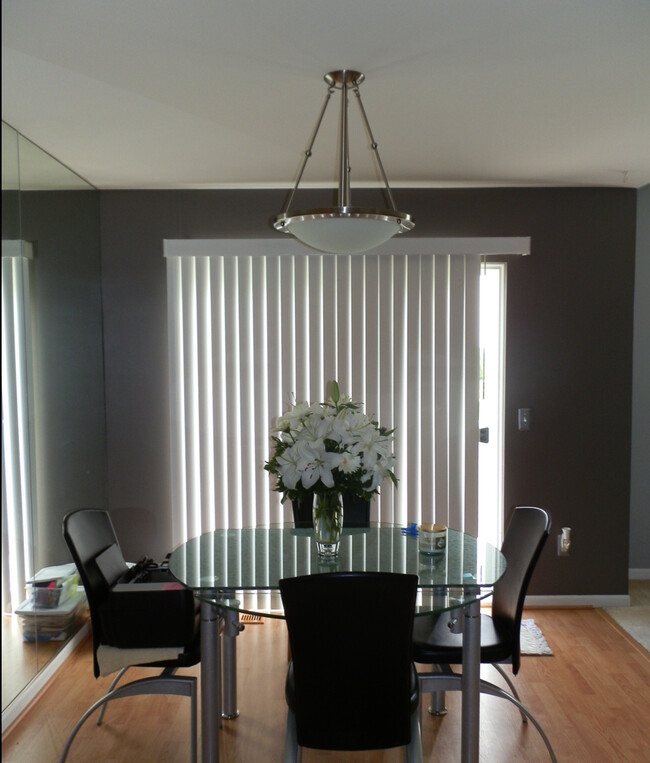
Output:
[{"xmin": 273, "ymin": 70, "xmax": 414, "ymax": 254}]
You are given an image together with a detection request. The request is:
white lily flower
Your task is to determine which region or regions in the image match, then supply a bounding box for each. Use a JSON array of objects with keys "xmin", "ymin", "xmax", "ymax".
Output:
[
  {"xmin": 300, "ymin": 413, "xmax": 334, "ymax": 443},
  {"xmin": 297, "ymin": 444, "xmax": 344, "ymax": 489},
  {"xmin": 338, "ymin": 451, "xmax": 362, "ymax": 474},
  {"xmin": 265, "ymin": 382, "xmax": 396, "ymax": 502},
  {"xmin": 275, "ymin": 444, "xmax": 304, "ymax": 490},
  {"xmin": 275, "ymin": 400, "xmax": 309, "ymax": 430},
  {"xmin": 362, "ymin": 463, "xmax": 387, "ymax": 492}
]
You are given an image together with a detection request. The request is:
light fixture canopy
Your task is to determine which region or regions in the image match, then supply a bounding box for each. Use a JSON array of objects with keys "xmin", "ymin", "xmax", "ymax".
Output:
[{"xmin": 273, "ymin": 70, "xmax": 414, "ymax": 254}]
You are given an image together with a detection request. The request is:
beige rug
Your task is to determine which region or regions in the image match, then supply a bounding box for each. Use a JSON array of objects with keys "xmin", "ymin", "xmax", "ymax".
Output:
[
  {"xmin": 520, "ymin": 618, "xmax": 553, "ymax": 655},
  {"xmin": 604, "ymin": 581, "xmax": 650, "ymax": 652}
]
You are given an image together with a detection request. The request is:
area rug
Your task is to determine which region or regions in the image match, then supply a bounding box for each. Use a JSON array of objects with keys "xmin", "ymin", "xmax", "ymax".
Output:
[
  {"xmin": 603, "ymin": 605, "xmax": 650, "ymax": 652},
  {"xmin": 520, "ymin": 618, "xmax": 553, "ymax": 655}
]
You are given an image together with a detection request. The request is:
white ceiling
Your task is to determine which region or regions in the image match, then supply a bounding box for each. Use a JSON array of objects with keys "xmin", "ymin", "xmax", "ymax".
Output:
[{"xmin": 2, "ymin": 0, "xmax": 650, "ymax": 190}]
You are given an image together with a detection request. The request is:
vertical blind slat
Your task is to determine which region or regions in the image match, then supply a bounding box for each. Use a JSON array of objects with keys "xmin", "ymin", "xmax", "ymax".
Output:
[
  {"xmin": 322, "ymin": 257, "xmax": 338, "ymax": 389},
  {"xmin": 181, "ymin": 257, "xmax": 200, "ymax": 539},
  {"xmin": 406, "ymin": 256, "xmax": 422, "ymax": 523},
  {"xmin": 336, "ymin": 257, "xmax": 351, "ymax": 395},
  {"xmin": 210, "ymin": 258, "xmax": 228, "ymax": 531},
  {"xmin": 167, "ymin": 257, "xmax": 185, "ymax": 546},
  {"xmin": 420, "ymin": 255, "xmax": 435, "ymax": 524},
  {"xmin": 196, "ymin": 257, "xmax": 215, "ymax": 535},
  {"xmin": 2, "ymin": 256, "xmax": 34, "ymax": 612},
  {"xmin": 223, "ymin": 257, "xmax": 242, "ymax": 527},
  {"xmin": 252, "ymin": 257, "xmax": 270, "ymax": 526},
  {"xmin": 239, "ymin": 257, "xmax": 256, "ymax": 528},
  {"xmin": 294, "ymin": 256, "xmax": 310, "ymax": 403},
  {"xmin": 392, "ymin": 256, "xmax": 408, "ymax": 525},
  {"xmin": 464, "ymin": 255, "xmax": 481, "ymax": 535},
  {"xmin": 350, "ymin": 256, "xmax": 366, "ymax": 397},
  {"xmin": 448, "ymin": 256, "xmax": 466, "ymax": 531},
  {"xmin": 378, "ymin": 255, "xmax": 396, "ymax": 522},
  {"xmin": 434, "ymin": 256, "xmax": 449, "ymax": 525}
]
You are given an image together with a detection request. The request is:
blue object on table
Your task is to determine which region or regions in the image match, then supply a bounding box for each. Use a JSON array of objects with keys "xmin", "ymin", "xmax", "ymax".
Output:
[{"xmin": 401, "ymin": 522, "xmax": 419, "ymax": 536}]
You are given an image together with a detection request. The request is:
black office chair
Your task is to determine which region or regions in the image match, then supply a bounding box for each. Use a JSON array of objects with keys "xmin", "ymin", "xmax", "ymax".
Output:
[
  {"xmin": 60, "ymin": 509, "xmax": 200, "ymax": 763},
  {"xmin": 280, "ymin": 571, "xmax": 422, "ymax": 762},
  {"xmin": 412, "ymin": 505, "xmax": 557, "ymax": 762}
]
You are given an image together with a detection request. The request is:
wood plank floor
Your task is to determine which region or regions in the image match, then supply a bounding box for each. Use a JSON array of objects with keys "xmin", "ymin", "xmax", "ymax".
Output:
[
  {"xmin": 2, "ymin": 607, "xmax": 649, "ymax": 762},
  {"xmin": 2, "ymin": 610, "xmax": 90, "ymax": 710}
]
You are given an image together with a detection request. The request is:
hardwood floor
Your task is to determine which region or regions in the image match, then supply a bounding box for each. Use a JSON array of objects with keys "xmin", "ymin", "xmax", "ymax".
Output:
[
  {"xmin": 2, "ymin": 607, "xmax": 649, "ymax": 762},
  {"xmin": 2, "ymin": 610, "xmax": 90, "ymax": 710}
]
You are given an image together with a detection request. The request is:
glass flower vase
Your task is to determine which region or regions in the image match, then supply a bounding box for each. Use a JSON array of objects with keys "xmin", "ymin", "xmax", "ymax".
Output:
[{"xmin": 312, "ymin": 493, "xmax": 344, "ymax": 557}]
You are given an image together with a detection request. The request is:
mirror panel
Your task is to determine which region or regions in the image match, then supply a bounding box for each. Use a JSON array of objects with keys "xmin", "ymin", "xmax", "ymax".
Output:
[{"xmin": 1, "ymin": 122, "xmax": 107, "ymax": 715}]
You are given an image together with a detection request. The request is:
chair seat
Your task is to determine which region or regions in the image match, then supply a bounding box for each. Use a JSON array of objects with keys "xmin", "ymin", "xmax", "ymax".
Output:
[
  {"xmin": 96, "ymin": 630, "xmax": 201, "ymax": 676},
  {"xmin": 286, "ymin": 661, "xmax": 420, "ymax": 715},
  {"xmin": 412, "ymin": 611, "xmax": 514, "ymax": 665}
]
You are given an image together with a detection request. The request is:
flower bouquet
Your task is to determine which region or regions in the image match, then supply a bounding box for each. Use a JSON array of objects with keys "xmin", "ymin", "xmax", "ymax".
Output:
[{"xmin": 265, "ymin": 381, "xmax": 397, "ymax": 542}]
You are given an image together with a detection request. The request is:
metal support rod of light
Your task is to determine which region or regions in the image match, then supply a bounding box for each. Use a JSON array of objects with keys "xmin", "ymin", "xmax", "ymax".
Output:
[{"xmin": 273, "ymin": 70, "xmax": 414, "ymax": 254}]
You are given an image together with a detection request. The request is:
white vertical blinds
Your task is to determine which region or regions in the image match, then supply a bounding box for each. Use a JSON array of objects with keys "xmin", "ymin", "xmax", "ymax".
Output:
[
  {"xmin": 166, "ymin": 249, "xmax": 480, "ymax": 546},
  {"xmin": 2, "ymin": 242, "xmax": 35, "ymax": 614}
]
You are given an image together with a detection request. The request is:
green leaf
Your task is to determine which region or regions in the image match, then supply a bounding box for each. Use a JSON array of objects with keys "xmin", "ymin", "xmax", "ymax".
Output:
[{"xmin": 330, "ymin": 379, "xmax": 340, "ymax": 403}]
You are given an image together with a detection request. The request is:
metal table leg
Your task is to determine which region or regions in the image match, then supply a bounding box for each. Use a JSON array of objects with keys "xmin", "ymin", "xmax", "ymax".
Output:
[
  {"xmin": 221, "ymin": 608, "xmax": 242, "ymax": 719},
  {"xmin": 427, "ymin": 586, "xmax": 448, "ymax": 716},
  {"xmin": 200, "ymin": 599, "xmax": 223, "ymax": 763},
  {"xmin": 460, "ymin": 595, "xmax": 481, "ymax": 763}
]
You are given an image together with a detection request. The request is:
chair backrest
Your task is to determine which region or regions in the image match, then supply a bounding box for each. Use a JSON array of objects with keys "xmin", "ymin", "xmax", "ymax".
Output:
[
  {"xmin": 491, "ymin": 505, "xmax": 551, "ymax": 674},
  {"xmin": 63, "ymin": 509, "xmax": 128, "ymax": 676},
  {"xmin": 280, "ymin": 571, "xmax": 418, "ymax": 752}
]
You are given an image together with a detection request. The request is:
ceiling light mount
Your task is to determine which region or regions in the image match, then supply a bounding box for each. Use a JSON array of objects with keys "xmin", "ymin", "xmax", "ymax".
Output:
[
  {"xmin": 323, "ymin": 69, "xmax": 365, "ymax": 89},
  {"xmin": 273, "ymin": 69, "xmax": 414, "ymax": 254}
]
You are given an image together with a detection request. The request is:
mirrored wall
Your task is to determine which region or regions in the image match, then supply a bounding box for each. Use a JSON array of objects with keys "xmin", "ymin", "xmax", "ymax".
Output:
[{"xmin": 2, "ymin": 122, "xmax": 107, "ymax": 718}]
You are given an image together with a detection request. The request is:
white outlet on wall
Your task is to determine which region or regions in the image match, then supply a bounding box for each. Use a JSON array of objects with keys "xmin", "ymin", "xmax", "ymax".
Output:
[{"xmin": 557, "ymin": 527, "xmax": 571, "ymax": 556}]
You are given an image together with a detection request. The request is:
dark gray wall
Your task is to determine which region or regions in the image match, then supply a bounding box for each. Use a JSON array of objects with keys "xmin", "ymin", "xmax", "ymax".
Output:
[
  {"xmin": 19, "ymin": 191, "xmax": 107, "ymax": 568},
  {"xmin": 100, "ymin": 187, "xmax": 637, "ymax": 595},
  {"xmin": 3, "ymin": 189, "xmax": 107, "ymax": 568}
]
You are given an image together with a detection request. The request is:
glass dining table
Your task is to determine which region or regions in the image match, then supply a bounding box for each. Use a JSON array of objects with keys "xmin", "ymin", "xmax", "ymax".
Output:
[{"xmin": 168, "ymin": 522, "xmax": 506, "ymax": 763}]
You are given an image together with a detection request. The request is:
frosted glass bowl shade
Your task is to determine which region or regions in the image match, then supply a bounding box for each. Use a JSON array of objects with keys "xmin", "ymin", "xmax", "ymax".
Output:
[{"xmin": 273, "ymin": 207, "xmax": 414, "ymax": 254}]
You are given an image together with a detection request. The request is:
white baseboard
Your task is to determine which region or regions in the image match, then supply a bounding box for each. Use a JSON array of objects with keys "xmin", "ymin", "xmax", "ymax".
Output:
[
  {"xmin": 629, "ymin": 568, "xmax": 650, "ymax": 580},
  {"xmin": 525, "ymin": 594, "xmax": 631, "ymax": 608},
  {"xmin": 2, "ymin": 621, "xmax": 90, "ymax": 736}
]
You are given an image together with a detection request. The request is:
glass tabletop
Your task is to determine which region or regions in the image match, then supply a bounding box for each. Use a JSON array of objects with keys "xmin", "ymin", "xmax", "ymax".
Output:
[{"xmin": 169, "ymin": 523, "xmax": 505, "ymax": 617}]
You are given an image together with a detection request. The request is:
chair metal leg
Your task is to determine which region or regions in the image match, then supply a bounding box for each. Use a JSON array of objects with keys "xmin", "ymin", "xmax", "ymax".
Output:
[
  {"xmin": 283, "ymin": 709, "xmax": 299, "ymax": 763},
  {"xmin": 492, "ymin": 663, "xmax": 527, "ymax": 722},
  {"xmin": 58, "ymin": 674, "xmax": 197, "ymax": 763},
  {"xmin": 96, "ymin": 666, "xmax": 129, "ymax": 725},
  {"xmin": 418, "ymin": 671, "xmax": 557, "ymax": 763},
  {"xmin": 477, "ymin": 678, "xmax": 556, "ymax": 763},
  {"xmin": 96, "ymin": 666, "xmax": 178, "ymax": 727},
  {"xmin": 407, "ymin": 697, "xmax": 423, "ymax": 762}
]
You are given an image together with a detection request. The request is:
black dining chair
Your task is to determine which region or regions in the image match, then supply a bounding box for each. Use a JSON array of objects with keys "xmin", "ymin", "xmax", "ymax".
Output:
[
  {"xmin": 280, "ymin": 571, "xmax": 422, "ymax": 762},
  {"xmin": 412, "ymin": 505, "xmax": 557, "ymax": 762},
  {"xmin": 60, "ymin": 509, "xmax": 200, "ymax": 763}
]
